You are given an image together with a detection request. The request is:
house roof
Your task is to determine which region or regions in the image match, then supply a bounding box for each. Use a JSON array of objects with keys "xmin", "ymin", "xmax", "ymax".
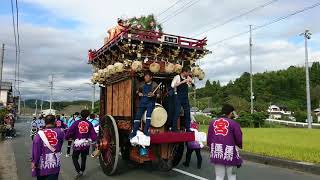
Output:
[
  {"xmin": 269, "ymin": 105, "xmax": 279, "ymax": 109},
  {"xmin": 203, "ymin": 108, "xmax": 214, "ymax": 113},
  {"xmin": 190, "ymin": 107, "xmax": 199, "ymax": 112}
]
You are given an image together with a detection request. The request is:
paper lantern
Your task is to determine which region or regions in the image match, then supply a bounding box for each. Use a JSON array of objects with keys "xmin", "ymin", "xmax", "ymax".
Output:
[
  {"xmin": 114, "ymin": 62, "xmax": 124, "ymax": 73},
  {"xmin": 174, "ymin": 64, "xmax": 182, "ymax": 74},
  {"xmin": 149, "ymin": 62, "xmax": 160, "ymax": 73},
  {"xmin": 131, "ymin": 61, "xmax": 143, "ymax": 72},
  {"xmin": 165, "ymin": 63, "xmax": 174, "ymax": 73},
  {"xmin": 107, "ymin": 65, "xmax": 115, "ymax": 74},
  {"xmin": 192, "ymin": 67, "xmax": 201, "ymax": 77},
  {"xmin": 198, "ymin": 70, "xmax": 205, "ymax": 80}
]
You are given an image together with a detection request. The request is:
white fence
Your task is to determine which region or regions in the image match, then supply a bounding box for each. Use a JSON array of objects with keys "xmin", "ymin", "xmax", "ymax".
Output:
[{"xmin": 266, "ymin": 119, "xmax": 320, "ymax": 128}]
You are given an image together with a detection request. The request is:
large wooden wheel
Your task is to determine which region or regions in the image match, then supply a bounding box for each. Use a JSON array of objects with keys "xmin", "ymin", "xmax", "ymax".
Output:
[
  {"xmin": 155, "ymin": 143, "xmax": 185, "ymax": 171},
  {"xmin": 172, "ymin": 143, "xmax": 185, "ymax": 167},
  {"xmin": 99, "ymin": 115, "xmax": 119, "ymax": 176}
]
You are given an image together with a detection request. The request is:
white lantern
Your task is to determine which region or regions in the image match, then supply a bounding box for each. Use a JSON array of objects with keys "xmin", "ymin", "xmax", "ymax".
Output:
[
  {"xmin": 107, "ymin": 65, "xmax": 115, "ymax": 74},
  {"xmin": 114, "ymin": 62, "xmax": 124, "ymax": 73},
  {"xmin": 174, "ymin": 64, "xmax": 182, "ymax": 74},
  {"xmin": 165, "ymin": 63, "xmax": 174, "ymax": 73},
  {"xmin": 131, "ymin": 61, "xmax": 143, "ymax": 72},
  {"xmin": 149, "ymin": 62, "xmax": 160, "ymax": 73}
]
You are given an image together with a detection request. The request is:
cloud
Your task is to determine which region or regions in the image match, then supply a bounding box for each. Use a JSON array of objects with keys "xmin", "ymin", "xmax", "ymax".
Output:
[{"xmin": 0, "ymin": 0, "xmax": 319, "ymax": 101}]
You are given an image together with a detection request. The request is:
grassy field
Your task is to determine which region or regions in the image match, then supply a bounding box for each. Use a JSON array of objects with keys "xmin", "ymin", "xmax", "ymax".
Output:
[{"xmin": 199, "ymin": 125, "xmax": 320, "ymax": 164}]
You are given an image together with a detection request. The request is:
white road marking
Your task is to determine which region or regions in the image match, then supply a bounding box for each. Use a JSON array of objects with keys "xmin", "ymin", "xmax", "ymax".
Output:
[{"xmin": 173, "ymin": 168, "xmax": 209, "ymax": 180}]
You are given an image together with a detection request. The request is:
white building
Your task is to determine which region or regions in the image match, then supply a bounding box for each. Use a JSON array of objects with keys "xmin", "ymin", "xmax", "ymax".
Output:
[
  {"xmin": 41, "ymin": 109, "xmax": 57, "ymax": 116},
  {"xmin": 267, "ymin": 105, "xmax": 295, "ymax": 121},
  {"xmin": 0, "ymin": 82, "xmax": 13, "ymax": 107},
  {"xmin": 314, "ymin": 108, "xmax": 320, "ymax": 123}
]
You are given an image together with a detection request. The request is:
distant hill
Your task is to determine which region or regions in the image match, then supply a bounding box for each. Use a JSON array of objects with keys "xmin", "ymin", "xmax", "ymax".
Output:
[
  {"xmin": 24, "ymin": 99, "xmax": 92, "ymax": 111},
  {"xmin": 193, "ymin": 62, "xmax": 320, "ymax": 121}
]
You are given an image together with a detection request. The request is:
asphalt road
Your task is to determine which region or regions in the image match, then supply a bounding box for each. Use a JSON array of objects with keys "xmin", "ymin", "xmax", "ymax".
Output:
[{"xmin": 7, "ymin": 118, "xmax": 320, "ymax": 180}]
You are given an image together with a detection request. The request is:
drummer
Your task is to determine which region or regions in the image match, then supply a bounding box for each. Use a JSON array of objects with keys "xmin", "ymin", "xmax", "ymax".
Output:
[
  {"xmin": 171, "ymin": 66, "xmax": 193, "ymax": 132},
  {"xmin": 129, "ymin": 71, "xmax": 159, "ymax": 138}
]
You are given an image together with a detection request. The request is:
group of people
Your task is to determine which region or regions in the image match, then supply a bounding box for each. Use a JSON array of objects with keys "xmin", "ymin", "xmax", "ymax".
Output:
[
  {"xmin": 129, "ymin": 66, "xmax": 194, "ymax": 153},
  {"xmin": 31, "ymin": 110, "xmax": 100, "ymax": 180},
  {"xmin": 3, "ymin": 113, "xmax": 16, "ymax": 138},
  {"xmin": 131, "ymin": 67, "xmax": 243, "ymax": 180}
]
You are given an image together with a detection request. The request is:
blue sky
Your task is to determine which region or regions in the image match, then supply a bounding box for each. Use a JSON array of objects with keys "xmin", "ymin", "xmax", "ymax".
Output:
[{"xmin": 0, "ymin": 0, "xmax": 79, "ymax": 29}]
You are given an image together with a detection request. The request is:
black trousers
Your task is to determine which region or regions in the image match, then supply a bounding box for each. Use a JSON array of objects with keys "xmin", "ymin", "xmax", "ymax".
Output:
[
  {"xmin": 67, "ymin": 140, "xmax": 72, "ymax": 154},
  {"xmin": 185, "ymin": 148, "xmax": 202, "ymax": 166},
  {"xmin": 37, "ymin": 173, "xmax": 59, "ymax": 180},
  {"xmin": 72, "ymin": 149, "xmax": 89, "ymax": 173}
]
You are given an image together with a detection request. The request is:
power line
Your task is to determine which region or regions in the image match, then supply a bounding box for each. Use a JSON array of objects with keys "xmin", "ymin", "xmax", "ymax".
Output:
[
  {"xmin": 159, "ymin": 0, "xmax": 201, "ymax": 24},
  {"xmin": 208, "ymin": 1, "xmax": 320, "ymax": 47},
  {"xmin": 157, "ymin": 0, "xmax": 185, "ymax": 17},
  {"xmin": 192, "ymin": 0, "xmax": 279, "ymax": 38}
]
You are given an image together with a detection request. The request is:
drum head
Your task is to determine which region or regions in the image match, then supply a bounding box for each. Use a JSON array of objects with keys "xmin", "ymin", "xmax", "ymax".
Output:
[{"xmin": 142, "ymin": 105, "xmax": 168, "ymax": 128}]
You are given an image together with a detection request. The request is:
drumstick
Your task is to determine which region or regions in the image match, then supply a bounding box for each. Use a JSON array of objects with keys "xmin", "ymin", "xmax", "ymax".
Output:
[
  {"xmin": 152, "ymin": 82, "xmax": 162, "ymax": 94},
  {"xmin": 142, "ymin": 82, "xmax": 162, "ymax": 97}
]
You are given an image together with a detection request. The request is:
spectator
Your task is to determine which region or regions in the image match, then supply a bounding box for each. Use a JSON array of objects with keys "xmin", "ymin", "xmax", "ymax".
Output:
[
  {"xmin": 183, "ymin": 119, "xmax": 203, "ymax": 169},
  {"xmin": 207, "ymin": 104, "xmax": 242, "ymax": 180},
  {"xmin": 88, "ymin": 114, "xmax": 99, "ymax": 156},
  {"xmin": 4, "ymin": 115, "xmax": 14, "ymax": 138},
  {"xmin": 31, "ymin": 115, "xmax": 65, "ymax": 180},
  {"xmin": 30, "ymin": 117, "xmax": 38, "ymax": 141},
  {"xmin": 65, "ymin": 110, "xmax": 97, "ymax": 178},
  {"xmin": 66, "ymin": 112, "xmax": 80, "ymax": 157},
  {"xmin": 55, "ymin": 115, "xmax": 66, "ymax": 129}
]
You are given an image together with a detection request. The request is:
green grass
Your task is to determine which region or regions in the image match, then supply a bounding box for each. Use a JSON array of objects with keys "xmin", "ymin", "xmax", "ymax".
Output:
[{"xmin": 199, "ymin": 125, "xmax": 320, "ymax": 164}]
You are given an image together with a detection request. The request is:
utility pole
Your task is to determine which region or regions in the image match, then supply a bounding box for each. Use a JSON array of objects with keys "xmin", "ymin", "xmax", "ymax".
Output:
[
  {"xmin": 0, "ymin": 44, "xmax": 4, "ymax": 98},
  {"xmin": 49, "ymin": 74, "xmax": 53, "ymax": 114},
  {"xmin": 40, "ymin": 96, "xmax": 43, "ymax": 112},
  {"xmin": 193, "ymin": 79, "xmax": 196, "ymax": 107},
  {"xmin": 0, "ymin": 44, "xmax": 4, "ymax": 82},
  {"xmin": 34, "ymin": 99, "xmax": 38, "ymax": 117},
  {"xmin": 91, "ymin": 83, "xmax": 95, "ymax": 113},
  {"xmin": 23, "ymin": 100, "xmax": 25, "ymax": 115},
  {"xmin": 249, "ymin": 25, "xmax": 254, "ymax": 114},
  {"xmin": 300, "ymin": 29, "xmax": 312, "ymax": 129}
]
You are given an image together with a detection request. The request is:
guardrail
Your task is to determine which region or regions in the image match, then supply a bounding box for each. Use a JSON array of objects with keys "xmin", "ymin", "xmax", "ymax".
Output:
[{"xmin": 266, "ymin": 119, "xmax": 320, "ymax": 128}]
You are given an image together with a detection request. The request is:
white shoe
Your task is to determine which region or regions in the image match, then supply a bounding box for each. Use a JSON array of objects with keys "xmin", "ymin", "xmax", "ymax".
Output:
[{"xmin": 65, "ymin": 154, "xmax": 70, "ymax": 158}]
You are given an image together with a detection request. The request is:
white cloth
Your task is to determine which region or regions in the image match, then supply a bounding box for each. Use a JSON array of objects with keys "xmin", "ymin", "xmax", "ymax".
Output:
[
  {"xmin": 130, "ymin": 130, "xmax": 150, "ymax": 147},
  {"xmin": 190, "ymin": 128, "xmax": 207, "ymax": 142},
  {"xmin": 214, "ymin": 164, "xmax": 237, "ymax": 180},
  {"xmin": 171, "ymin": 75, "xmax": 184, "ymax": 88},
  {"xmin": 74, "ymin": 138, "xmax": 92, "ymax": 148},
  {"xmin": 94, "ymin": 126, "xmax": 100, "ymax": 134},
  {"xmin": 171, "ymin": 75, "xmax": 194, "ymax": 92},
  {"xmin": 38, "ymin": 130, "xmax": 56, "ymax": 152}
]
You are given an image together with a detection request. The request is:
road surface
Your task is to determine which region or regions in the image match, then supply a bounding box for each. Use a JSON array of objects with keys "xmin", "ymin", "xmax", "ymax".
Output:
[{"xmin": 2, "ymin": 117, "xmax": 320, "ymax": 180}]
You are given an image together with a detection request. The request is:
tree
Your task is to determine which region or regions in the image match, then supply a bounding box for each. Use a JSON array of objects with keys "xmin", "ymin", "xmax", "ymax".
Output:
[{"xmin": 226, "ymin": 95, "xmax": 250, "ymax": 112}]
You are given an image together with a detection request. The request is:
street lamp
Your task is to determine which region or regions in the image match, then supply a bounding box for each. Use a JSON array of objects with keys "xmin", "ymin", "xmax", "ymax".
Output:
[{"xmin": 300, "ymin": 29, "xmax": 312, "ymax": 129}]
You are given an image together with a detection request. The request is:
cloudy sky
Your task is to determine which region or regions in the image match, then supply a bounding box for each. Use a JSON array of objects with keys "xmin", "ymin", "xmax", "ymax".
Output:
[{"xmin": 0, "ymin": 0, "xmax": 319, "ymax": 101}]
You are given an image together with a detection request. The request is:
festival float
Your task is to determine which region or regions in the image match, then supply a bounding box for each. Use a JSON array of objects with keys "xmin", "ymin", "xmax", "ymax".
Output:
[{"xmin": 88, "ymin": 15, "xmax": 210, "ymax": 175}]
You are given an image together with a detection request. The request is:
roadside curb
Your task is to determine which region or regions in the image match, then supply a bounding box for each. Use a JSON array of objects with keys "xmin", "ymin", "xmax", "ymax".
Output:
[
  {"xmin": 0, "ymin": 140, "xmax": 18, "ymax": 180},
  {"xmin": 203, "ymin": 147, "xmax": 320, "ymax": 175}
]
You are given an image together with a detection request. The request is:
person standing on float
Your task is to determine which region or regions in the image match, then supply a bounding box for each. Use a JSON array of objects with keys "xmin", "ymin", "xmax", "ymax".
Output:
[{"xmin": 171, "ymin": 66, "xmax": 193, "ymax": 132}]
